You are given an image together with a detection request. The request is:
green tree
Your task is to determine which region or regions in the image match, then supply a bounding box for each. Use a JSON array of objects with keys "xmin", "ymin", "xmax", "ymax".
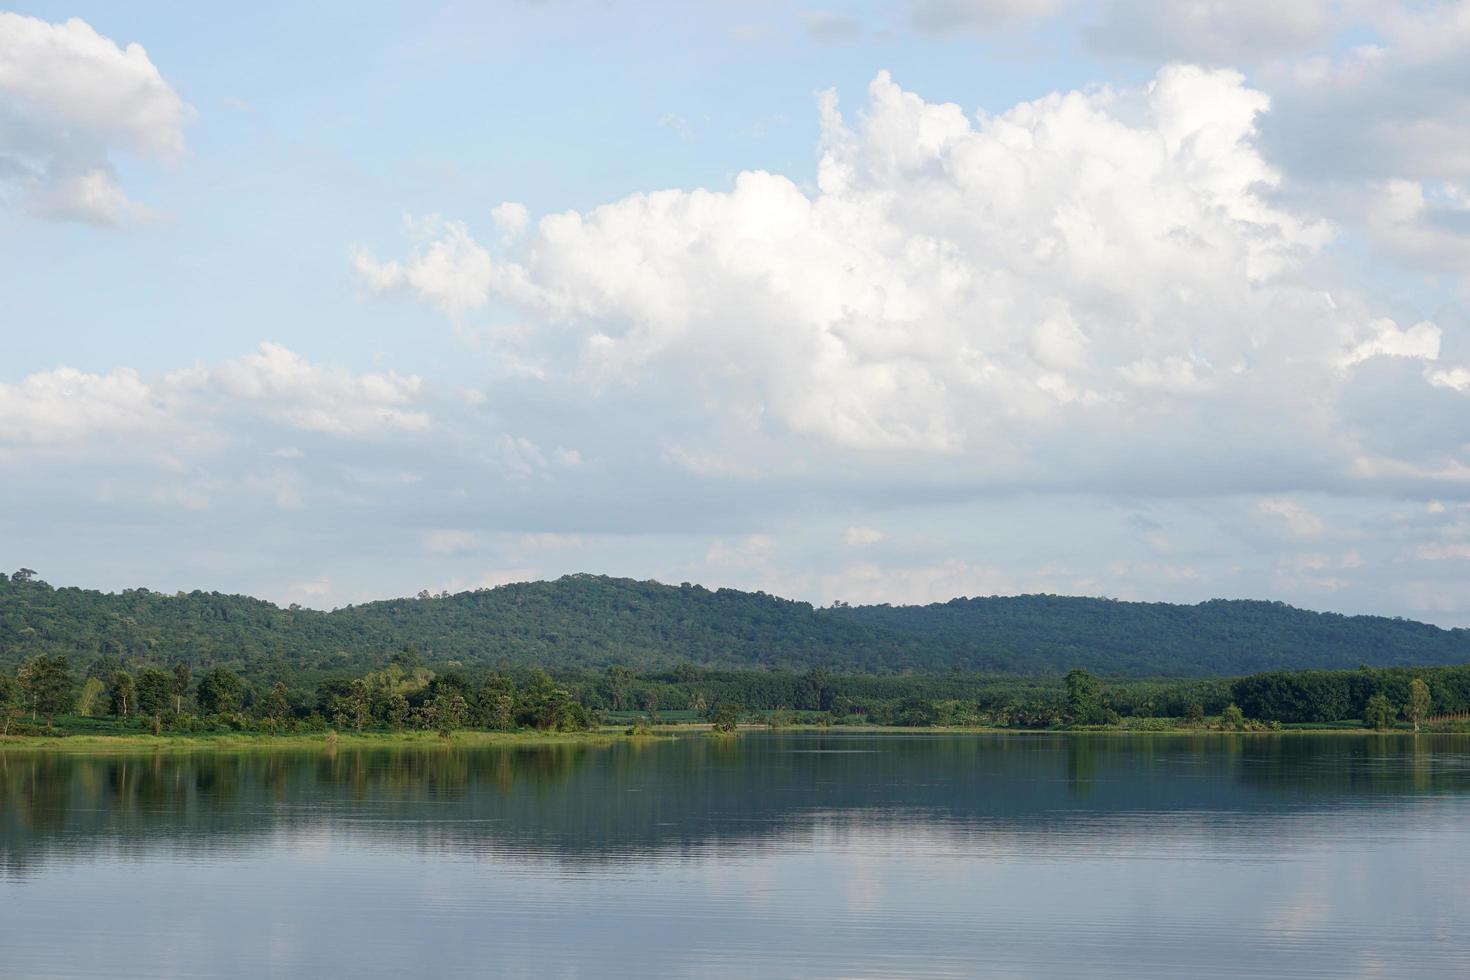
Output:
[
  {"xmin": 709, "ymin": 702, "xmax": 742, "ymax": 733},
  {"xmin": 894, "ymin": 695, "xmax": 939, "ymax": 727},
  {"xmin": 425, "ymin": 692, "xmax": 469, "ymax": 738},
  {"xmin": 196, "ymin": 667, "xmax": 244, "ymax": 715},
  {"xmin": 1220, "ymin": 703, "xmax": 1246, "ymax": 731},
  {"xmin": 1364, "ymin": 693, "xmax": 1397, "ymax": 730},
  {"xmin": 75, "ymin": 676, "xmax": 107, "ymax": 717},
  {"xmin": 600, "ymin": 665, "xmax": 634, "ymax": 710},
  {"xmin": 136, "ymin": 668, "xmax": 174, "ymax": 723},
  {"xmin": 172, "ymin": 663, "xmax": 193, "ymax": 715},
  {"xmin": 261, "ymin": 681, "xmax": 291, "ymax": 723},
  {"xmin": 1184, "ymin": 700, "xmax": 1205, "ymax": 726},
  {"xmin": 1065, "ymin": 668, "xmax": 1103, "ymax": 725},
  {"xmin": 109, "ymin": 671, "xmax": 135, "ymax": 718},
  {"xmin": 0, "ymin": 673, "xmax": 19, "ymax": 735},
  {"xmin": 474, "ymin": 676, "xmax": 516, "ymax": 730},
  {"xmin": 1407, "ymin": 678, "xmax": 1431, "ymax": 732},
  {"xmin": 17, "ymin": 655, "xmax": 74, "ymax": 726}
]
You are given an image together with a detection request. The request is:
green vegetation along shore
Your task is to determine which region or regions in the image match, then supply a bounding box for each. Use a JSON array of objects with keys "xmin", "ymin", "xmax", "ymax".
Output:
[{"xmin": 4, "ymin": 654, "xmax": 1468, "ymax": 749}]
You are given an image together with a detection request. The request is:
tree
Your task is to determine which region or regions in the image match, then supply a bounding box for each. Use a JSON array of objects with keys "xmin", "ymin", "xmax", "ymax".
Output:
[
  {"xmin": 894, "ymin": 695, "xmax": 939, "ymax": 727},
  {"xmin": 261, "ymin": 682, "xmax": 291, "ymax": 724},
  {"xmin": 474, "ymin": 676, "xmax": 515, "ymax": 730},
  {"xmin": 1184, "ymin": 700, "xmax": 1205, "ymax": 726},
  {"xmin": 600, "ymin": 665, "xmax": 634, "ymax": 710},
  {"xmin": 0, "ymin": 673, "xmax": 19, "ymax": 735},
  {"xmin": 109, "ymin": 671, "xmax": 136, "ymax": 718},
  {"xmin": 1407, "ymin": 678, "xmax": 1431, "ymax": 732},
  {"xmin": 1065, "ymin": 668, "xmax": 1103, "ymax": 725},
  {"xmin": 75, "ymin": 676, "xmax": 106, "ymax": 717},
  {"xmin": 172, "ymin": 663, "xmax": 193, "ymax": 715},
  {"xmin": 425, "ymin": 692, "xmax": 469, "ymax": 738},
  {"xmin": 196, "ymin": 667, "xmax": 244, "ymax": 715},
  {"xmin": 1364, "ymin": 694, "xmax": 1397, "ymax": 730},
  {"xmin": 709, "ymin": 702, "xmax": 742, "ymax": 733},
  {"xmin": 1220, "ymin": 703, "xmax": 1246, "ymax": 731},
  {"xmin": 637, "ymin": 689, "xmax": 660, "ymax": 725},
  {"xmin": 17, "ymin": 655, "xmax": 74, "ymax": 726},
  {"xmin": 136, "ymin": 668, "xmax": 174, "ymax": 721}
]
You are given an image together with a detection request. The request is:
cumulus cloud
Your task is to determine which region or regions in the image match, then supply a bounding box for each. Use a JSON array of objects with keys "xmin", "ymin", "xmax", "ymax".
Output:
[
  {"xmin": 200, "ymin": 342, "xmax": 429, "ymax": 435},
  {"xmin": 0, "ymin": 13, "xmax": 192, "ymax": 225},
  {"xmin": 0, "ymin": 343, "xmax": 428, "ymax": 448},
  {"xmin": 0, "ymin": 366, "xmax": 171, "ymax": 445},
  {"xmin": 358, "ymin": 66, "xmax": 1466, "ymax": 494}
]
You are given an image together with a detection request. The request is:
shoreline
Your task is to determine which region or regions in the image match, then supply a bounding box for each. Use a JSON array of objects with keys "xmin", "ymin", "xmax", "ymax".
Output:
[{"xmin": 3, "ymin": 722, "xmax": 1460, "ymax": 752}]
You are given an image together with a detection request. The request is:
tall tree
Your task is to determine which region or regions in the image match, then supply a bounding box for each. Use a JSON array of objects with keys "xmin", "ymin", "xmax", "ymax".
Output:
[
  {"xmin": 1407, "ymin": 679, "xmax": 1431, "ymax": 732},
  {"xmin": 1065, "ymin": 668, "xmax": 1103, "ymax": 725},
  {"xmin": 172, "ymin": 663, "xmax": 193, "ymax": 715},
  {"xmin": 196, "ymin": 667, "xmax": 244, "ymax": 714},
  {"xmin": 17, "ymin": 655, "xmax": 73, "ymax": 726},
  {"xmin": 1364, "ymin": 694, "xmax": 1397, "ymax": 731},
  {"xmin": 136, "ymin": 668, "xmax": 174, "ymax": 721},
  {"xmin": 0, "ymin": 673, "xmax": 19, "ymax": 735},
  {"xmin": 109, "ymin": 671, "xmax": 136, "ymax": 718},
  {"xmin": 261, "ymin": 681, "xmax": 291, "ymax": 724}
]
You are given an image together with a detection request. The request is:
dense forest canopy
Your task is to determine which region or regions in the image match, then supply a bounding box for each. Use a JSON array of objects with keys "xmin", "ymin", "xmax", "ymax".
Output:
[{"xmin": 1, "ymin": 569, "xmax": 1466, "ymax": 680}]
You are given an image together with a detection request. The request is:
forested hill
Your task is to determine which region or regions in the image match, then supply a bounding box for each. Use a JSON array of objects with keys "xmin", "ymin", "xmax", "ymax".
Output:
[{"xmin": 1, "ymin": 571, "xmax": 1466, "ymax": 678}]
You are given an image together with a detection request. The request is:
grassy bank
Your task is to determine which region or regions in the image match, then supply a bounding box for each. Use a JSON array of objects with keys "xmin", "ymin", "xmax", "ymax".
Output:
[
  {"xmin": 7, "ymin": 722, "xmax": 1461, "ymax": 752},
  {"xmin": 0, "ymin": 729, "xmax": 630, "ymax": 753}
]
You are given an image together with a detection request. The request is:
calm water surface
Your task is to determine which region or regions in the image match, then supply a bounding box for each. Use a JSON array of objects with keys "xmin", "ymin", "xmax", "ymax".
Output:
[{"xmin": 3, "ymin": 732, "xmax": 1469, "ymax": 978}]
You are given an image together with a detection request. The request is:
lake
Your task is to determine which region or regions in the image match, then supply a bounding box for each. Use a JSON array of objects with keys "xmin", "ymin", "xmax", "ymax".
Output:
[{"xmin": 3, "ymin": 732, "xmax": 1469, "ymax": 978}]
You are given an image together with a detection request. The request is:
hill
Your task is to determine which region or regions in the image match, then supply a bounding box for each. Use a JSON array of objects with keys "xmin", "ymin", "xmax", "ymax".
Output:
[{"xmin": 1, "ymin": 570, "xmax": 1466, "ymax": 678}]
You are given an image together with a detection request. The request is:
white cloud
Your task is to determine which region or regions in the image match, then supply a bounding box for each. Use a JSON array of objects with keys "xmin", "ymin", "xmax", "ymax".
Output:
[
  {"xmin": 359, "ymin": 67, "xmax": 1465, "ymax": 491},
  {"xmin": 844, "ymin": 525, "xmax": 885, "ymax": 547},
  {"xmin": 201, "ymin": 342, "xmax": 429, "ymax": 435},
  {"xmin": 819, "ymin": 559, "xmax": 1014, "ymax": 605},
  {"xmin": 491, "ymin": 201, "xmax": 529, "ymax": 237},
  {"xmin": 353, "ymin": 217, "xmax": 502, "ymax": 318},
  {"xmin": 0, "ymin": 366, "xmax": 170, "ymax": 444},
  {"xmin": 1257, "ymin": 498, "xmax": 1327, "ymax": 537},
  {"xmin": 706, "ymin": 533, "xmax": 775, "ymax": 569},
  {"xmin": 0, "ymin": 344, "xmax": 428, "ymax": 448},
  {"xmin": 0, "ymin": 13, "xmax": 192, "ymax": 225}
]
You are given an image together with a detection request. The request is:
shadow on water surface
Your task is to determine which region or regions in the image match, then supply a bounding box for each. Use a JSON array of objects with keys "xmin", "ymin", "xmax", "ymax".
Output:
[{"xmin": 3, "ymin": 732, "xmax": 1470, "ymax": 877}]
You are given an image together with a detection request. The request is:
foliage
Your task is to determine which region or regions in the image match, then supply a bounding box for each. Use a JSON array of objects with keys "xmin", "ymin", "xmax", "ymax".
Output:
[
  {"xmin": 3, "ymin": 572, "xmax": 1467, "ymax": 681},
  {"xmin": 196, "ymin": 667, "xmax": 244, "ymax": 715},
  {"xmin": 1407, "ymin": 679, "xmax": 1431, "ymax": 731},
  {"xmin": 0, "ymin": 672, "xmax": 18, "ymax": 735},
  {"xmin": 1364, "ymin": 694, "xmax": 1398, "ymax": 730},
  {"xmin": 1065, "ymin": 668, "xmax": 1103, "ymax": 725},
  {"xmin": 17, "ymin": 655, "xmax": 74, "ymax": 725},
  {"xmin": 136, "ymin": 668, "xmax": 174, "ymax": 718},
  {"xmin": 708, "ymin": 702, "xmax": 742, "ymax": 733}
]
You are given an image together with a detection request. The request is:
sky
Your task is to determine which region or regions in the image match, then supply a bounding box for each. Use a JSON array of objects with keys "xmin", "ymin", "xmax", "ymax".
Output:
[{"xmin": 2, "ymin": 1, "xmax": 1470, "ymax": 622}]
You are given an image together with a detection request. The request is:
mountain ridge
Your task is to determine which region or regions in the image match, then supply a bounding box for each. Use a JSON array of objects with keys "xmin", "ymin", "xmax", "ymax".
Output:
[{"xmin": 1, "ymin": 571, "xmax": 1465, "ymax": 678}]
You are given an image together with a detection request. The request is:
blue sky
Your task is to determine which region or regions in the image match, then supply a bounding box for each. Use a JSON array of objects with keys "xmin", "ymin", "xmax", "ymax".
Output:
[{"xmin": 4, "ymin": 2, "xmax": 1470, "ymax": 622}]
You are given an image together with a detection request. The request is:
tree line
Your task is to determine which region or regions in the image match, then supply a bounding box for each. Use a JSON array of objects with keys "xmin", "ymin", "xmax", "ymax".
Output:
[{"xmin": 5, "ymin": 651, "xmax": 1467, "ymax": 737}]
